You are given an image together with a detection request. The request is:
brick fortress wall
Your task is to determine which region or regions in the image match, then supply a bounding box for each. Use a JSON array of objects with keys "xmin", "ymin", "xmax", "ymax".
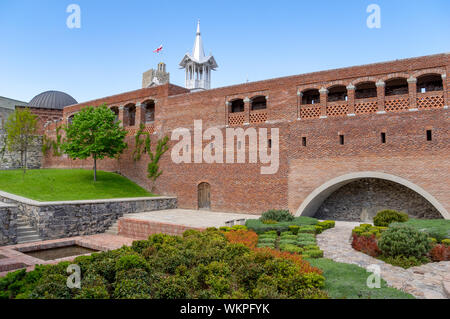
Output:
[{"xmin": 43, "ymin": 54, "xmax": 450, "ymax": 219}]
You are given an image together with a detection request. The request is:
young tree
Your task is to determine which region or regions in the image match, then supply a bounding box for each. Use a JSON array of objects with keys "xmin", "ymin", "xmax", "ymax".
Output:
[
  {"xmin": 62, "ymin": 104, "xmax": 127, "ymax": 181},
  {"xmin": 5, "ymin": 108, "xmax": 38, "ymax": 175}
]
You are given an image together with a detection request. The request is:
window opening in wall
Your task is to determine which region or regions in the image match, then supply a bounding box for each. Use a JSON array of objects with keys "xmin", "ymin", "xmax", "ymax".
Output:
[
  {"xmin": 339, "ymin": 135, "xmax": 344, "ymax": 145},
  {"xmin": 381, "ymin": 132, "xmax": 386, "ymax": 144},
  {"xmin": 426, "ymin": 130, "xmax": 432, "ymax": 141}
]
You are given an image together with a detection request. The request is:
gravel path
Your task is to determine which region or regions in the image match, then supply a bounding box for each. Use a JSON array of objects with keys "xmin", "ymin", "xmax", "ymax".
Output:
[{"xmin": 316, "ymin": 221, "xmax": 450, "ymax": 299}]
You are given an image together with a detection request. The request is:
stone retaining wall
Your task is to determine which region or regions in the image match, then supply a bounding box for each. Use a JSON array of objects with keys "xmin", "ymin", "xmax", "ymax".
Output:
[
  {"xmin": 0, "ymin": 203, "xmax": 18, "ymax": 245},
  {"xmin": 0, "ymin": 132, "xmax": 42, "ymax": 170},
  {"xmin": 0, "ymin": 191, "xmax": 177, "ymax": 241}
]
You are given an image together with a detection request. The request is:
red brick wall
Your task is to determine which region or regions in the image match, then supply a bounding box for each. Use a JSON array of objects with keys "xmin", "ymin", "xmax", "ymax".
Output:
[{"xmin": 42, "ymin": 54, "xmax": 450, "ymax": 218}]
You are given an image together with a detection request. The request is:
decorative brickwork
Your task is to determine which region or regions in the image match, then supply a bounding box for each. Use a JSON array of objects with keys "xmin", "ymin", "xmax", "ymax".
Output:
[
  {"xmin": 354, "ymin": 98, "xmax": 378, "ymax": 114},
  {"xmin": 299, "ymin": 105, "xmax": 321, "ymax": 119},
  {"xmin": 249, "ymin": 110, "xmax": 267, "ymax": 124},
  {"xmin": 326, "ymin": 102, "xmax": 348, "ymax": 117},
  {"xmin": 228, "ymin": 113, "xmax": 245, "ymax": 126},
  {"xmin": 417, "ymin": 93, "xmax": 445, "ymax": 109},
  {"xmin": 385, "ymin": 95, "xmax": 410, "ymax": 112}
]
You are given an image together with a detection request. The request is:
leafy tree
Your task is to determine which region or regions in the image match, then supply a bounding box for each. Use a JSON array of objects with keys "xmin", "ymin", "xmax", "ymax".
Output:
[
  {"xmin": 5, "ymin": 108, "xmax": 38, "ymax": 175},
  {"xmin": 62, "ymin": 104, "xmax": 127, "ymax": 181}
]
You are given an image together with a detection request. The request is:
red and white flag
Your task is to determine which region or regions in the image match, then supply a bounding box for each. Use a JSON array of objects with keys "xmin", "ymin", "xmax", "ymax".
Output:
[{"xmin": 153, "ymin": 45, "xmax": 163, "ymax": 53}]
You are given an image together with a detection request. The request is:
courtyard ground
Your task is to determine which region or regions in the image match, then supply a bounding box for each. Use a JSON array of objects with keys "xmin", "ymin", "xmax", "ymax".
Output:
[
  {"xmin": 315, "ymin": 221, "xmax": 450, "ymax": 299},
  {"xmin": 0, "ymin": 169, "xmax": 153, "ymax": 201}
]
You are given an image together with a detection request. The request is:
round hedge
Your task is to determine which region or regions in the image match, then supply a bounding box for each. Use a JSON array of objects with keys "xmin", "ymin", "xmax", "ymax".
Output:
[{"xmin": 378, "ymin": 225, "xmax": 431, "ymax": 258}]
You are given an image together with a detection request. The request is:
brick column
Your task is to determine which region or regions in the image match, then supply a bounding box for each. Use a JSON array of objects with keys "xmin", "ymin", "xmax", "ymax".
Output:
[
  {"xmin": 244, "ymin": 97, "xmax": 250, "ymax": 124},
  {"xmin": 442, "ymin": 73, "xmax": 448, "ymax": 108},
  {"xmin": 297, "ymin": 90, "xmax": 302, "ymax": 119},
  {"xmin": 319, "ymin": 87, "xmax": 328, "ymax": 118},
  {"xmin": 135, "ymin": 102, "xmax": 144, "ymax": 125},
  {"xmin": 118, "ymin": 106, "xmax": 125, "ymax": 127},
  {"xmin": 407, "ymin": 76, "xmax": 417, "ymax": 110},
  {"xmin": 346, "ymin": 84, "xmax": 355, "ymax": 115},
  {"xmin": 225, "ymin": 101, "xmax": 230, "ymax": 126},
  {"xmin": 376, "ymin": 80, "xmax": 385, "ymax": 113}
]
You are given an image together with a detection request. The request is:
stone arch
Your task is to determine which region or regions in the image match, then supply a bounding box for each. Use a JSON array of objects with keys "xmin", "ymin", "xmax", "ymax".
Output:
[{"xmin": 295, "ymin": 171, "xmax": 449, "ymax": 219}]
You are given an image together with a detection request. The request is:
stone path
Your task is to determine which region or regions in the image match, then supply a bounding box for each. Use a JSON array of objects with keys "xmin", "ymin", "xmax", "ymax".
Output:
[{"xmin": 316, "ymin": 221, "xmax": 450, "ymax": 299}]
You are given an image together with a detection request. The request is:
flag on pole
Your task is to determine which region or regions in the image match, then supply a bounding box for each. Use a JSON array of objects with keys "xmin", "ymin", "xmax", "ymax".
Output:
[{"xmin": 153, "ymin": 45, "xmax": 163, "ymax": 53}]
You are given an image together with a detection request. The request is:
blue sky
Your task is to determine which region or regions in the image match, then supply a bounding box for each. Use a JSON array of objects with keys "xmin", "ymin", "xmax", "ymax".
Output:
[{"xmin": 0, "ymin": 0, "xmax": 449, "ymax": 103}]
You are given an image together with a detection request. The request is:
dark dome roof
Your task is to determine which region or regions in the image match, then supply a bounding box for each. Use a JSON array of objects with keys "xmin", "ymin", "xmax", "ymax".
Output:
[{"xmin": 29, "ymin": 91, "xmax": 77, "ymax": 110}]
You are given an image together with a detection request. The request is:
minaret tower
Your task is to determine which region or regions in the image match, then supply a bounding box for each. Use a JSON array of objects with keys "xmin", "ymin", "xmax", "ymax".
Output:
[{"xmin": 179, "ymin": 20, "xmax": 218, "ymax": 91}]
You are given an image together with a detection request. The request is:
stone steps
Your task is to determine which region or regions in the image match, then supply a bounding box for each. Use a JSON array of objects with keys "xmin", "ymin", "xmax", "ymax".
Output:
[
  {"xmin": 16, "ymin": 216, "xmax": 42, "ymax": 244},
  {"xmin": 105, "ymin": 221, "xmax": 119, "ymax": 235}
]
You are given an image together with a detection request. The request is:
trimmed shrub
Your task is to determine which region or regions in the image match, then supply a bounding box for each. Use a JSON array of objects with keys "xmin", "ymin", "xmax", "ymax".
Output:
[
  {"xmin": 351, "ymin": 233, "xmax": 381, "ymax": 257},
  {"xmin": 373, "ymin": 210, "xmax": 409, "ymax": 227},
  {"xmin": 289, "ymin": 225, "xmax": 300, "ymax": 235},
  {"xmin": 245, "ymin": 216, "xmax": 318, "ymax": 234},
  {"xmin": 314, "ymin": 225, "xmax": 324, "ymax": 234},
  {"xmin": 298, "ymin": 226, "xmax": 316, "ymax": 234},
  {"xmin": 378, "ymin": 255, "xmax": 430, "ymax": 269},
  {"xmin": 115, "ymin": 254, "xmax": 148, "ymax": 272},
  {"xmin": 260, "ymin": 209, "xmax": 294, "ymax": 222},
  {"xmin": 302, "ymin": 245, "xmax": 320, "ymax": 251},
  {"xmin": 302, "ymin": 250, "xmax": 323, "ymax": 259},
  {"xmin": 258, "ymin": 237, "xmax": 276, "ymax": 244},
  {"xmin": 297, "ymin": 240, "xmax": 317, "ymax": 247},
  {"xmin": 279, "ymin": 244, "xmax": 303, "ymax": 254},
  {"xmin": 231, "ymin": 225, "xmax": 248, "ymax": 231},
  {"xmin": 262, "ymin": 219, "xmax": 278, "ymax": 225},
  {"xmin": 316, "ymin": 220, "xmax": 335, "ymax": 230},
  {"xmin": 391, "ymin": 219, "xmax": 450, "ymax": 242},
  {"xmin": 429, "ymin": 244, "xmax": 450, "ymax": 261},
  {"xmin": 378, "ymin": 225, "xmax": 431, "ymax": 258},
  {"xmin": 443, "ymin": 239, "xmax": 450, "ymax": 246}
]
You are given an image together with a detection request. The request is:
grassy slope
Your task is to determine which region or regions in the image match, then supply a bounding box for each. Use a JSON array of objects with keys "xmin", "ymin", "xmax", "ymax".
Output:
[
  {"xmin": 0, "ymin": 169, "xmax": 153, "ymax": 201},
  {"xmin": 306, "ymin": 258, "xmax": 414, "ymax": 299},
  {"xmin": 391, "ymin": 219, "xmax": 450, "ymax": 241}
]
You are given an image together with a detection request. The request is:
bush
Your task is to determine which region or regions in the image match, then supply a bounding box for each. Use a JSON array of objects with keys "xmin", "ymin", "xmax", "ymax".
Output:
[
  {"xmin": 297, "ymin": 240, "xmax": 317, "ymax": 247},
  {"xmin": 378, "ymin": 225, "xmax": 431, "ymax": 258},
  {"xmin": 260, "ymin": 209, "xmax": 294, "ymax": 222},
  {"xmin": 279, "ymin": 244, "xmax": 303, "ymax": 254},
  {"xmin": 298, "ymin": 225, "xmax": 316, "ymax": 234},
  {"xmin": 429, "ymin": 244, "xmax": 450, "ymax": 262},
  {"xmin": 316, "ymin": 220, "xmax": 335, "ymax": 230},
  {"xmin": 314, "ymin": 225, "xmax": 324, "ymax": 234},
  {"xmin": 289, "ymin": 225, "xmax": 300, "ymax": 235},
  {"xmin": 373, "ymin": 210, "xmax": 409, "ymax": 227},
  {"xmin": 258, "ymin": 237, "xmax": 276, "ymax": 244},
  {"xmin": 262, "ymin": 219, "xmax": 278, "ymax": 224},
  {"xmin": 391, "ymin": 219, "xmax": 450, "ymax": 242},
  {"xmin": 115, "ymin": 254, "xmax": 148, "ymax": 272},
  {"xmin": 302, "ymin": 250, "xmax": 323, "ymax": 259},
  {"xmin": 443, "ymin": 239, "xmax": 450, "ymax": 246},
  {"xmin": 378, "ymin": 255, "xmax": 430, "ymax": 269},
  {"xmin": 245, "ymin": 216, "xmax": 318, "ymax": 234},
  {"xmin": 351, "ymin": 233, "xmax": 381, "ymax": 257}
]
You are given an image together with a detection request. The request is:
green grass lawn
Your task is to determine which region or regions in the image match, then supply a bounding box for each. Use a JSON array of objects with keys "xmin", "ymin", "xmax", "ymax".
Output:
[
  {"xmin": 391, "ymin": 219, "xmax": 450, "ymax": 241},
  {"xmin": 0, "ymin": 169, "xmax": 154, "ymax": 201},
  {"xmin": 305, "ymin": 258, "xmax": 414, "ymax": 299}
]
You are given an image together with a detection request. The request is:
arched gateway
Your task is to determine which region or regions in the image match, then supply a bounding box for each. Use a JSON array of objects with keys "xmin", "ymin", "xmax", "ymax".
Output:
[{"xmin": 295, "ymin": 172, "xmax": 449, "ymax": 220}]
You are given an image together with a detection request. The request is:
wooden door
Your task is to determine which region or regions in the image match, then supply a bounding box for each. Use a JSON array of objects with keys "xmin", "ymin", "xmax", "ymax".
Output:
[{"xmin": 198, "ymin": 182, "xmax": 211, "ymax": 210}]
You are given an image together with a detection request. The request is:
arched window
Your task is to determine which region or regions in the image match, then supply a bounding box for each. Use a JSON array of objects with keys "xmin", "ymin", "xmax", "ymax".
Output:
[
  {"xmin": 143, "ymin": 100, "xmax": 155, "ymax": 123},
  {"xmin": 385, "ymin": 78, "xmax": 408, "ymax": 96},
  {"xmin": 301, "ymin": 89, "xmax": 320, "ymax": 105},
  {"xmin": 417, "ymin": 74, "xmax": 443, "ymax": 93},
  {"xmin": 110, "ymin": 106, "xmax": 119, "ymax": 123},
  {"xmin": 327, "ymin": 85, "xmax": 347, "ymax": 102},
  {"xmin": 125, "ymin": 104, "xmax": 136, "ymax": 126},
  {"xmin": 355, "ymin": 82, "xmax": 377, "ymax": 99},
  {"xmin": 251, "ymin": 96, "xmax": 267, "ymax": 110},
  {"xmin": 68, "ymin": 114, "xmax": 75, "ymax": 125},
  {"xmin": 230, "ymin": 99, "xmax": 244, "ymax": 113}
]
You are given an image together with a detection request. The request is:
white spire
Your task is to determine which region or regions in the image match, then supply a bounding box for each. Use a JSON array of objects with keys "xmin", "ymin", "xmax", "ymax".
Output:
[
  {"xmin": 192, "ymin": 20, "xmax": 205, "ymax": 61},
  {"xmin": 179, "ymin": 20, "xmax": 218, "ymax": 91}
]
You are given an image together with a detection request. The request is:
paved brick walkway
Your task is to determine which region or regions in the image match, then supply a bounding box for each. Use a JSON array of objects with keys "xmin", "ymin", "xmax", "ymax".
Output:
[{"xmin": 316, "ymin": 221, "xmax": 450, "ymax": 299}]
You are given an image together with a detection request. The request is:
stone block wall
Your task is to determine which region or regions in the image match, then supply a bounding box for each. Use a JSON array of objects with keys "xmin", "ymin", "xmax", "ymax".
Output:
[
  {"xmin": 0, "ymin": 193, "xmax": 177, "ymax": 241},
  {"xmin": 0, "ymin": 133, "xmax": 42, "ymax": 170},
  {"xmin": 0, "ymin": 204, "xmax": 18, "ymax": 245}
]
